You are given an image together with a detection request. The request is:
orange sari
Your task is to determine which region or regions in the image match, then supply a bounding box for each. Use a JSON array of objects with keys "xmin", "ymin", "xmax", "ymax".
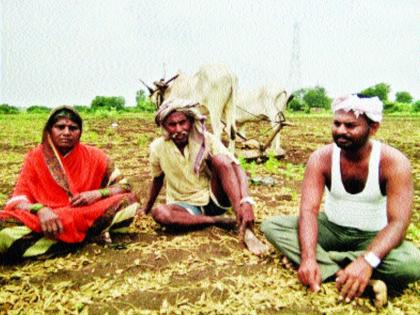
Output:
[{"xmin": 1, "ymin": 141, "xmax": 136, "ymax": 243}]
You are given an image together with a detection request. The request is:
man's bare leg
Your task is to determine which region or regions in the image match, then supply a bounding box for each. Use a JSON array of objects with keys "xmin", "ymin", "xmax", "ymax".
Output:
[
  {"xmin": 209, "ymin": 155, "xmax": 268, "ymax": 255},
  {"xmin": 152, "ymin": 204, "xmax": 236, "ymax": 229}
]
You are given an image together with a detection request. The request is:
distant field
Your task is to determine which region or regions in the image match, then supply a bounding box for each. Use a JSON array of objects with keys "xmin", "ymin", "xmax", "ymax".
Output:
[{"xmin": 0, "ymin": 113, "xmax": 419, "ymax": 314}]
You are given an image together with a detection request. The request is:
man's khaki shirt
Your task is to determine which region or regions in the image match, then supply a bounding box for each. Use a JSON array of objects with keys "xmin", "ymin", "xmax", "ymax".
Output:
[{"xmin": 149, "ymin": 132, "xmax": 237, "ymax": 206}]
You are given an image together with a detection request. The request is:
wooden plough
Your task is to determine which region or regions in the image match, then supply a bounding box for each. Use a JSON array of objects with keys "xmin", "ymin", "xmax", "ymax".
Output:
[{"xmin": 237, "ymin": 111, "xmax": 294, "ymax": 162}]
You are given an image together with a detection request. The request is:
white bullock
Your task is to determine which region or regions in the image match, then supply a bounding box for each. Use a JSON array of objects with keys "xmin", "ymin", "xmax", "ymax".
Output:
[
  {"xmin": 236, "ymin": 86, "xmax": 292, "ymax": 156},
  {"xmin": 142, "ymin": 64, "xmax": 238, "ymax": 152}
]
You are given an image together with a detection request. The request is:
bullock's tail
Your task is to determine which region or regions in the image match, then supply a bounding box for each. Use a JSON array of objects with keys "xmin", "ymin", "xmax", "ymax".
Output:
[
  {"xmin": 225, "ymin": 74, "xmax": 238, "ymax": 141},
  {"xmin": 230, "ymin": 125, "xmax": 236, "ymax": 140}
]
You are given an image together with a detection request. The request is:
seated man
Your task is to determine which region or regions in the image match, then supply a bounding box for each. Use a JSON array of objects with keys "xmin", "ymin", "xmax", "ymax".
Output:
[
  {"xmin": 139, "ymin": 99, "xmax": 267, "ymax": 256},
  {"xmin": 262, "ymin": 95, "xmax": 420, "ymax": 306},
  {"xmin": 0, "ymin": 106, "xmax": 139, "ymax": 262}
]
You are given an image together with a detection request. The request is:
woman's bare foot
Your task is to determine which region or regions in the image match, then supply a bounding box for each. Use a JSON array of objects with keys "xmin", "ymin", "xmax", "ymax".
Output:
[
  {"xmin": 244, "ymin": 228, "xmax": 269, "ymax": 256},
  {"xmin": 92, "ymin": 231, "xmax": 112, "ymax": 245}
]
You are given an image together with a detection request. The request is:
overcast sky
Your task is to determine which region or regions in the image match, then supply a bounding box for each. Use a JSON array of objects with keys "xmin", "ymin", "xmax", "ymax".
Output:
[{"xmin": 1, "ymin": 0, "xmax": 419, "ymax": 107}]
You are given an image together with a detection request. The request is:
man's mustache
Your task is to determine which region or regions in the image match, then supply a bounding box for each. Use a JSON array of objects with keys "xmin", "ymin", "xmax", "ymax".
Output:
[
  {"xmin": 171, "ymin": 131, "xmax": 188, "ymax": 139},
  {"xmin": 335, "ymin": 135, "xmax": 350, "ymax": 141}
]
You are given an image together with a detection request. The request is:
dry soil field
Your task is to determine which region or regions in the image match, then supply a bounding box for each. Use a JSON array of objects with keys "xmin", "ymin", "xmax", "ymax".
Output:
[{"xmin": 0, "ymin": 113, "xmax": 419, "ymax": 314}]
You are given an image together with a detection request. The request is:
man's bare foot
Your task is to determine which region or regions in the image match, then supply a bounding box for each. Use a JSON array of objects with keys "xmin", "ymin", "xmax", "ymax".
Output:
[
  {"xmin": 367, "ymin": 279, "xmax": 387, "ymax": 308},
  {"xmin": 244, "ymin": 229, "xmax": 269, "ymax": 256},
  {"xmin": 212, "ymin": 216, "xmax": 237, "ymax": 230},
  {"xmin": 281, "ymin": 256, "xmax": 293, "ymax": 269}
]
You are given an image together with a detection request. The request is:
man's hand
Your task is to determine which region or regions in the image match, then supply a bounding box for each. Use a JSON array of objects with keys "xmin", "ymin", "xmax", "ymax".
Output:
[
  {"xmin": 298, "ymin": 258, "xmax": 321, "ymax": 292},
  {"xmin": 136, "ymin": 207, "xmax": 148, "ymax": 216},
  {"xmin": 237, "ymin": 203, "xmax": 268, "ymax": 256},
  {"xmin": 38, "ymin": 207, "xmax": 63, "ymax": 239},
  {"xmin": 336, "ymin": 256, "xmax": 373, "ymax": 302},
  {"xmin": 237, "ymin": 203, "xmax": 255, "ymax": 241},
  {"xmin": 70, "ymin": 191, "xmax": 102, "ymax": 207}
]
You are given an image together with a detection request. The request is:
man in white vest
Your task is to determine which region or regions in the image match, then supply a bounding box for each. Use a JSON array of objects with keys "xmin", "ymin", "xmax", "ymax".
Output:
[{"xmin": 262, "ymin": 94, "xmax": 420, "ymax": 306}]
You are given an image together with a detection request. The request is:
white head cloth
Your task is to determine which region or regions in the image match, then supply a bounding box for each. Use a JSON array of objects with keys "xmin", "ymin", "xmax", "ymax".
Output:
[
  {"xmin": 332, "ymin": 95, "xmax": 383, "ymax": 122},
  {"xmin": 155, "ymin": 98, "xmax": 205, "ymax": 126},
  {"xmin": 155, "ymin": 98, "xmax": 207, "ymax": 174}
]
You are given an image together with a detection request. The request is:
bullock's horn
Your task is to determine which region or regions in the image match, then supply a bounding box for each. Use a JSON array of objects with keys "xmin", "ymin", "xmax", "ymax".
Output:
[
  {"xmin": 165, "ymin": 74, "xmax": 179, "ymax": 85},
  {"xmin": 162, "ymin": 62, "xmax": 167, "ymax": 79},
  {"xmin": 139, "ymin": 79, "xmax": 155, "ymax": 95}
]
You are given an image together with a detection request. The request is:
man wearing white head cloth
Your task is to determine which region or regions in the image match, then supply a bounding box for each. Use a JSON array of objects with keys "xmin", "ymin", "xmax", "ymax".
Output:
[
  {"xmin": 262, "ymin": 94, "xmax": 420, "ymax": 306},
  {"xmin": 139, "ymin": 99, "xmax": 268, "ymax": 256}
]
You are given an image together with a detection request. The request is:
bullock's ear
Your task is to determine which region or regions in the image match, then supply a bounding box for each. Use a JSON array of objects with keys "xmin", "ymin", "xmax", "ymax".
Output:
[
  {"xmin": 275, "ymin": 91, "xmax": 288, "ymax": 103},
  {"xmin": 286, "ymin": 95, "xmax": 294, "ymax": 105}
]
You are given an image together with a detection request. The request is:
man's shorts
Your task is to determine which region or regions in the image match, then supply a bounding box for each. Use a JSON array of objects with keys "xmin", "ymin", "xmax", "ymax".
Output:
[{"xmin": 171, "ymin": 197, "xmax": 228, "ymax": 216}]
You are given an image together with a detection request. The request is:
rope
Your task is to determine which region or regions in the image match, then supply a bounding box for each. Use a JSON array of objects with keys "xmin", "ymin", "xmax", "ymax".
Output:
[
  {"xmin": 237, "ymin": 106, "xmax": 270, "ymax": 121},
  {"xmin": 237, "ymin": 106, "xmax": 286, "ymax": 125},
  {"xmin": 236, "ymin": 108, "xmax": 287, "ymax": 140}
]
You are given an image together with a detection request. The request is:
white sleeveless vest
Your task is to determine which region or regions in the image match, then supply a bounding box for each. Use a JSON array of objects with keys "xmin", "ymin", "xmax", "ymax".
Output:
[{"xmin": 324, "ymin": 140, "xmax": 387, "ymax": 231}]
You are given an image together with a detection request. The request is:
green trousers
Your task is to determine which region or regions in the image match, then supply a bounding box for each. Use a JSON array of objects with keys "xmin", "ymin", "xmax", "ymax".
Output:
[{"xmin": 261, "ymin": 213, "xmax": 420, "ymax": 288}]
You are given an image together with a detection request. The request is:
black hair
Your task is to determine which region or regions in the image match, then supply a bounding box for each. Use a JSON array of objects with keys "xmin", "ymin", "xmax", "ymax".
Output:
[
  {"xmin": 355, "ymin": 93, "xmax": 370, "ymax": 99},
  {"xmin": 45, "ymin": 109, "xmax": 82, "ymax": 132}
]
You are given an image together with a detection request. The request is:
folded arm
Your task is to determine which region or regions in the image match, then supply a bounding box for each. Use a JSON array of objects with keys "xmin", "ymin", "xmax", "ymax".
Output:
[{"xmin": 71, "ymin": 164, "xmax": 132, "ymax": 207}]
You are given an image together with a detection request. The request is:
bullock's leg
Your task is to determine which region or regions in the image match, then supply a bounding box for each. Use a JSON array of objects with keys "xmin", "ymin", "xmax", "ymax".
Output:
[
  {"xmin": 225, "ymin": 121, "xmax": 236, "ymax": 153},
  {"xmin": 271, "ymin": 133, "xmax": 285, "ymax": 157},
  {"xmin": 223, "ymin": 101, "xmax": 236, "ymax": 153},
  {"xmin": 209, "ymin": 155, "xmax": 269, "ymax": 256},
  {"xmin": 208, "ymin": 109, "xmax": 223, "ymax": 144},
  {"xmin": 209, "ymin": 111, "xmax": 235, "ymax": 152},
  {"xmin": 268, "ymin": 123, "xmax": 285, "ymax": 157}
]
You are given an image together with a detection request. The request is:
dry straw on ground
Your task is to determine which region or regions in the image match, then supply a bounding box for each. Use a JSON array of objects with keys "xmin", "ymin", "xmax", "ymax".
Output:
[{"xmin": 0, "ymin": 114, "xmax": 419, "ymax": 314}]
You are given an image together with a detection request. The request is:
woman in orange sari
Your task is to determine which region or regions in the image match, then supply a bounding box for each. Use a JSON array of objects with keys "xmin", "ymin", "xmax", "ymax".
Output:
[{"xmin": 0, "ymin": 106, "xmax": 139, "ymax": 262}]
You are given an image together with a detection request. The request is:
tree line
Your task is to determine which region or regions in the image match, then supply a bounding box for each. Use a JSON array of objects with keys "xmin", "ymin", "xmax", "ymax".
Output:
[
  {"xmin": 1, "ymin": 82, "xmax": 419, "ymax": 114},
  {"xmin": 288, "ymin": 83, "xmax": 419, "ymax": 113},
  {"xmin": 0, "ymin": 91, "xmax": 156, "ymax": 115}
]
